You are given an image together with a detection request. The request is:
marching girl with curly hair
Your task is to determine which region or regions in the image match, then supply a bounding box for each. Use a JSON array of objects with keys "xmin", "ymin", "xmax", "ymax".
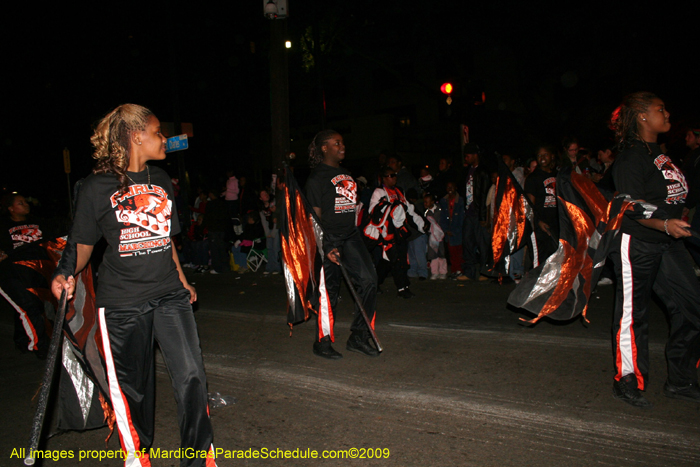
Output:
[
  {"xmin": 609, "ymin": 92, "xmax": 700, "ymax": 408},
  {"xmin": 304, "ymin": 130, "xmax": 380, "ymax": 359},
  {"xmin": 52, "ymin": 104, "xmax": 217, "ymax": 466}
]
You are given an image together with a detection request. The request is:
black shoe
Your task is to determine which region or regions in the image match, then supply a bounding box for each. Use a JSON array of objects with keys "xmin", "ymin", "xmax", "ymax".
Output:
[
  {"xmin": 313, "ymin": 337, "xmax": 343, "ymax": 360},
  {"xmin": 418, "ymin": 276, "xmax": 427, "ymax": 281},
  {"xmin": 376, "ymin": 285, "xmax": 383, "ymax": 295},
  {"xmin": 346, "ymin": 331, "xmax": 380, "ymax": 357},
  {"xmin": 397, "ymin": 288, "xmax": 414, "ymax": 299},
  {"xmin": 612, "ymin": 374, "xmax": 652, "ymax": 408},
  {"xmin": 15, "ymin": 343, "xmax": 30, "ymax": 355},
  {"xmin": 663, "ymin": 381, "xmax": 700, "ymax": 403}
]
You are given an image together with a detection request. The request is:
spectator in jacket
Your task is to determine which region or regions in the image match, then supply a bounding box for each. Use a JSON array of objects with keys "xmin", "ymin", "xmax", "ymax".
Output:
[
  {"xmin": 457, "ymin": 144, "xmax": 491, "ymax": 281},
  {"xmin": 439, "ymin": 182, "xmax": 465, "ymax": 275}
]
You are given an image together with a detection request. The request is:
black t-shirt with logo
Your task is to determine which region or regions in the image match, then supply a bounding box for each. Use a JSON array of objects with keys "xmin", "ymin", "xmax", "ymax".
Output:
[
  {"xmin": 613, "ymin": 141, "xmax": 688, "ymax": 243},
  {"xmin": 70, "ymin": 166, "xmax": 182, "ymax": 307},
  {"xmin": 0, "ymin": 215, "xmax": 43, "ymax": 254},
  {"xmin": 305, "ymin": 163, "xmax": 357, "ymax": 237},
  {"xmin": 524, "ymin": 167, "xmax": 559, "ymax": 231}
]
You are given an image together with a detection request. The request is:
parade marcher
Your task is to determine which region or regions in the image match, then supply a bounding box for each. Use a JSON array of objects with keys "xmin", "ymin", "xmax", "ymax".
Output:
[
  {"xmin": 305, "ymin": 130, "xmax": 379, "ymax": 359},
  {"xmin": 387, "ymin": 155, "xmax": 420, "ymax": 200},
  {"xmin": 0, "ymin": 194, "xmax": 50, "ymax": 358},
  {"xmin": 364, "ymin": 166, "xmax": 426, "ymax": 298},
  {"xmin": 608, "ymin": 92, "xmax": 700, "ymax": 407},
  {"xmin": 524, "ymin": 145, "xmax": 560, "ymax": 265},
  {"xmin": 51, "ymin": 104, "xmax": 217, "ymax": 466}
]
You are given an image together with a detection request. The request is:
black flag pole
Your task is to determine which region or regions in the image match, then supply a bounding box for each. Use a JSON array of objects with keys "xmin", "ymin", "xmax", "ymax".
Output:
[
  {"xmin": 24, "ymin": 289, "xmax": 68, "ymax": 466},
  {"xmin": 337, "ymin": 258, "xmax": 383, "ymax": 352}
]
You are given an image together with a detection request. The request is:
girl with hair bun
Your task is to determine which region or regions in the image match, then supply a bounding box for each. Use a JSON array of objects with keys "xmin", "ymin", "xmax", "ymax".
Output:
[
  {"xmin": 608, "ymin": 92, "xmax": 700, "ymax": 408},
  {"xmin": 52, "ymin": 104, "xmax": 217, "ymax": 465}
]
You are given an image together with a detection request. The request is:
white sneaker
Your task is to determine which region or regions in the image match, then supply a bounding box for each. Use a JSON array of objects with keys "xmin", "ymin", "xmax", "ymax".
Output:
[
  {"xmin": 438, "ymin": 274, "xmax": 447, "ymax": 280},
  {"xmin": 210, "ymin": 270, "xmax": 220, "ymax": 275},
  {"xmin": 597, "ymin": 277, "xmax": 613, "ymax": 286},
  {"xmin": 430, "ymin": 275, "xmax": 438, "ymax": 280}
]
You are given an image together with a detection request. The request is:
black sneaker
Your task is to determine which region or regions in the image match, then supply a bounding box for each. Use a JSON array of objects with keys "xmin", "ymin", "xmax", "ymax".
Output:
[
  {"xmin": 346, "ymin": 331, "xmax": 380, "ymax": 357},
  {"xmin": 663, "ymin": 381, "xmax": 700, "ymax": 403},
  {"xmin": 612, "ymin": 374, "xmax": 652, "ymax": 408},
  {"xmin": 313, "ymin": 336, "xmax": 343, "ymax": 360},
  {"xmin": 398, "ymin": 288, "xmax": 414, "ymax": 299}
]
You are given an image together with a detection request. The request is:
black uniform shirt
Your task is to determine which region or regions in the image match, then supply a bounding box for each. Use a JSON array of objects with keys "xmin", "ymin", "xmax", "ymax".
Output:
[
  {"xmin": 70, "ymin": 166, "xmax": 182, "ymax": 307},
  {"xmin": 305, "ymin": 163, "xmax": 358, "ymax": 237},
  {"xmin": 524, "ymin": 167, "xmax": 559, "ymax": 230},
  {"xmin": 0, "ymin": 215, "xmax": 43, "ymax": 253},
  {"xmin": 613, "ymin": 142, "xmax": 687, "ymax": 243}
]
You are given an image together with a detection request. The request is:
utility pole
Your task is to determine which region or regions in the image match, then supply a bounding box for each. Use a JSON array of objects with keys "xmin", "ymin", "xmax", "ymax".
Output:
[{"xmin": 265, "ymin": 1, "xmax": 290, "ymax": 170}]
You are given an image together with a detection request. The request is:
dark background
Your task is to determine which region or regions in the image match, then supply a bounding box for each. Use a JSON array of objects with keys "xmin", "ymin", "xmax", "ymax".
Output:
[{"xmin": 2, "ymin": 1, "xmax": 698, "ymax": 217}]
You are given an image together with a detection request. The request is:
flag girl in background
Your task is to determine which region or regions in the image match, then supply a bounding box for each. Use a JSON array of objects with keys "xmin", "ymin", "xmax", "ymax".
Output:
[
  {"xmin": 0, "ymin": 193, "xmax": 50, "ymax": 358},
  {"xmin": 52, "ymin": 104, "xmax": 216, "ymax": 467}
]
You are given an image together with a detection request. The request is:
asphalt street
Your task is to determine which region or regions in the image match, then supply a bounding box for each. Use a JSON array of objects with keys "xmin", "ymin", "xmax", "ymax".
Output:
[{"xmin": 2, "ymin": 267, "xmax": 699, "ymax": 466}]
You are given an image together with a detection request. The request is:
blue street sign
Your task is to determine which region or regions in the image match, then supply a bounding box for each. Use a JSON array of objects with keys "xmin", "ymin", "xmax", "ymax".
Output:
[{"xmin": 166, "ymin": 134, "xmax": 189, "ymax": 153}]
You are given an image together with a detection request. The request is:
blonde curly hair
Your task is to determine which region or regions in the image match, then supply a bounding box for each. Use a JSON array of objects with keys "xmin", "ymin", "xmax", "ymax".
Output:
[{"xmin": 91, "ymin": 104, "xmax": 154, "ymax": 194}]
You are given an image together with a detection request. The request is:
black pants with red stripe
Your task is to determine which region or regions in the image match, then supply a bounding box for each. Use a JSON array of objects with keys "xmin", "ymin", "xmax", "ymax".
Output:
[
  {"xmin": 99, "ymin": 288, "xmax": 215, "ymax": 467},
  {"xmin": 610, "ymin": 233, "xmax": 700, "ymax": 390},
  {"xmin": 0, "ymin": 263, "xmax": 49, "ymax": 353},
  {"xmin": 319, "ymin": 231, "xmax": 378, "ymax": 340},
  {"xmin": 376, "ymin": 241, "xmax": 409, "ymax": 291}
]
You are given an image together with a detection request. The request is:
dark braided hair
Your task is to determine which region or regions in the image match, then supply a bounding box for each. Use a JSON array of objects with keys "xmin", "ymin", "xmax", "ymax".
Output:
[
  {"xmin": 308, "ymin": 129, "xmax": 339, "ymax": 168},
  {"xmin": 609, "ymin": 92, "xmax": 658, "ymax": 152}
]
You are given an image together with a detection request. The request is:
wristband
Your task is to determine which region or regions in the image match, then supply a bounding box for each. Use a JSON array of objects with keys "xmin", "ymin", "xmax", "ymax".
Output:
[{"xmin": 664, "ymin": 219, "xmax": 670, "ymax": 236}]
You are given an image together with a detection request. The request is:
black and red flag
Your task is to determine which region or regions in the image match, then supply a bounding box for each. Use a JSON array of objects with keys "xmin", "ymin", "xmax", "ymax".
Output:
[
  {"xmin": 54, "ymin": 241, "xmax": 112, "ymax": 433},
  {"xmin": 0, "ymin": 238, "xmax": 111, "ymax": 432},
  {"xmin": 491, "ymin": 158, "xmax": 536, "ymax": 275},
  {"xmin": 507, "ymin": 167, "xmax": 653, "ymax": 323},
  {"xmin": 279, "ymin": 165, "xmax": 333, "ymax": 335}
]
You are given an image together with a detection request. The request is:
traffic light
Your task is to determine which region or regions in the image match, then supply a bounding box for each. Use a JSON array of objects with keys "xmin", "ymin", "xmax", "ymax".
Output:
[{"xmin": 440, "ymin": 83, "xmax": 453, "ymax": 105}]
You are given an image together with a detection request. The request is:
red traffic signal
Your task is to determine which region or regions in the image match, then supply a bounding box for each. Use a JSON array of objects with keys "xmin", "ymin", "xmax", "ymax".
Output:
[{"xmin": 440, "ymin": 83, "xmax": 453, "ymax": 95}]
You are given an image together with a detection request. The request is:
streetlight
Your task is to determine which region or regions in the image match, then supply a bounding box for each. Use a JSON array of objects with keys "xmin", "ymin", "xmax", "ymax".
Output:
[{"xmin": 262, "ymin": 0, "xmax": 288, "ymax": 19}]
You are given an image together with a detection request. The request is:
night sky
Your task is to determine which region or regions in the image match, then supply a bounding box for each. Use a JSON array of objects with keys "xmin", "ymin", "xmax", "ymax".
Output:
[{"xmin": 2, "ymin": 1, "xmax": 697, "ymax": 215}]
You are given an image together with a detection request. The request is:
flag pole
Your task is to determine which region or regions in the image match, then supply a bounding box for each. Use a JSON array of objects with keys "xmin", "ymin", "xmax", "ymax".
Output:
[
  {"xmin": 24, "ymin": 289, "xmax": 67, "ymax": 466},
  {"xmin": 337, "ymin": 258, "xmax": 383, "ymax": 352}
]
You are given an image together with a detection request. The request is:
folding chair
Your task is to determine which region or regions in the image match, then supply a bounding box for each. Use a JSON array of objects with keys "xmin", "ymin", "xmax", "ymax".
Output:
[{"xmin": 246, "ymin": 238, "xmax": 268, "ymax": 272}]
